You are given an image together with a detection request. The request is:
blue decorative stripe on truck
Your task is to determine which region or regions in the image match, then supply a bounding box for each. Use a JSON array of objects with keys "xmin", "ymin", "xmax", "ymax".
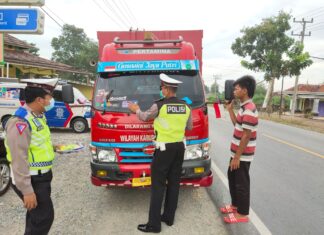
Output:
[
  {"xmin": 97, "ymin": 60, "xmax": 199, "ymax": 72},
  {"xmin": 120, "ymin": 152, "xmax": 152, "ymax": 157}
]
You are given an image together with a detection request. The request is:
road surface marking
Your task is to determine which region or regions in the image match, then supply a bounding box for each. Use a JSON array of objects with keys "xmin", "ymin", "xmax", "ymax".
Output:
[
  {"xmin": 211, "ymin": 161, "xmax": 272, "ymax": 235},
  {"xmin": 263, "ymin": 133, "xmax": 324, "ymax": 159}
]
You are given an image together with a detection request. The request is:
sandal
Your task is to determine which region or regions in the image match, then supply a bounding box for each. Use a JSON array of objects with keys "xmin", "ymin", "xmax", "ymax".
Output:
[
  {"xmin": 224, "ymin": 213, "xmax": 249, "ymax": 224},
  {"xmin": 220, "ymin": 205, "xmax": 237, "ymax": 214}
]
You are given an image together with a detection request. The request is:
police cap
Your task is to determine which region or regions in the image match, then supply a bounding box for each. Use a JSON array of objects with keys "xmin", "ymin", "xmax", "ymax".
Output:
[
  {"xmin": 159, "ymin": 73, "xmax": 182, "ymax": 88},
  {"xmin": 21, "ymin": 78, "xmax": 58, "ymax": 94}
]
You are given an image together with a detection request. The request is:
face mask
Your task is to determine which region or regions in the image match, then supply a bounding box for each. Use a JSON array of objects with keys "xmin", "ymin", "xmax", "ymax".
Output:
[
  {"xmin": 159, "ymin": 90, "xmax": 165, "ymax": 98},
  {"xmin": 44, "ymin": 98, "xmax": 55, "ymax": 112}
]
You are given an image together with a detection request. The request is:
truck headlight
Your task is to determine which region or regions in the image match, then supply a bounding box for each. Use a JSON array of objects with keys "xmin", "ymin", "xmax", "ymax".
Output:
[
  {"xmin": 184, "ymin": 141, "xmax": 210, "ymax": 160},
  {"xmin": 98, "ymin": 149, "xmax": 116, "ymax": 162}
]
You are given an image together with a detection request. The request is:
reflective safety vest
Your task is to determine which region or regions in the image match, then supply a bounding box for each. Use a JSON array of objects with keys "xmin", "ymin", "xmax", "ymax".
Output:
[
  {"xmin": 5, "ymin": 107, "xmax": 55, "ymax": 171},
  {"xmin": 154, "ymin": 97, "xmax": 190, "ymax": 143}
]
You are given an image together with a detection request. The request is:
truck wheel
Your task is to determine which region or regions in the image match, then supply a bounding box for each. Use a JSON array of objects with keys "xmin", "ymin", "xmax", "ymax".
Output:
[
  {"xmin": 71, "ymin": 118, "xmax": 88, "ymax": 133},
  {"xmin": 1, "ymin": 115, "xmax": 11, "ymax": 129},
  {"xmin": 0, "ymin": 159, "xmax": 11, "ymax": 196}
]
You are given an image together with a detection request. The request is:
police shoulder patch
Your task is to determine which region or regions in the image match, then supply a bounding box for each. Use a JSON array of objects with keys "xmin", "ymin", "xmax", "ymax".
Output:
[{"xmin": 16, "ymin": 122, "xmax": 27, "ymax": 135}]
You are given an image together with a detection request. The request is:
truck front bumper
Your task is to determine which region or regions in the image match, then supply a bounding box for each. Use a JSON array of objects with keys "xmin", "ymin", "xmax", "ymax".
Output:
[{"xmin": 90, "ymin": 157, "xmax": 213, "ymax": 187}]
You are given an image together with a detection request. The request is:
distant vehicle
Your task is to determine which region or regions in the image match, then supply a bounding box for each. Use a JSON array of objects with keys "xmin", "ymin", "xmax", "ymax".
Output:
[
  {"xmin": 0, "ymin": 133, "xmax": 10, "ymax": 196},
  {"xmin": 0, "ymin": 80, "xmax": 91, "ymax": 133}
]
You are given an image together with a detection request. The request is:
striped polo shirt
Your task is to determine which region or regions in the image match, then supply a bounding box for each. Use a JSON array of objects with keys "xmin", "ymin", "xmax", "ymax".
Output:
[{"xmin": 230, "ymin": 99, "xmax": 258, "ymax": 161}]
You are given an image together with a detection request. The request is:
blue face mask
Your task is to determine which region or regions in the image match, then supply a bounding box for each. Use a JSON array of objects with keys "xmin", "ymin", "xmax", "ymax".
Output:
[
  {"xmin": 45, "ymin": 98, "xmax": 55, "ymax": 112},
  {"xmin": 159, "ymin": 90, "xmax": 165, "ymax": 98}
]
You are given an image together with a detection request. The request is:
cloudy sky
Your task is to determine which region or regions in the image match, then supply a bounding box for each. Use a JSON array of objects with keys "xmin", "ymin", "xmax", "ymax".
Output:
[{"xmin": 12, "ymin": 0, "xmax": 324, "ymax": 91}]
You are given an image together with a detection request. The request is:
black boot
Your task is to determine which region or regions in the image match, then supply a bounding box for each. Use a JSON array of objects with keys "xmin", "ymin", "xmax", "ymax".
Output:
[
  {"xmin": 137, "ymin": 223, "xmax": 161, "ymax": 233},
  {"xmin": 161, "ymin": 216, "xmax": 173, "ymax": 226}
]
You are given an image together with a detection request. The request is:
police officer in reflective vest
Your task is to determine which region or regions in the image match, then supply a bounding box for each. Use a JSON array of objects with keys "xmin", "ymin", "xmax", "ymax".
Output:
[
  {"xmin": 5, "ymin": 79, "xmax": 58, "ymax": 235},
  {"xmin": 128, "ymin": 73, "xmax": 192, "ymax": 233}
]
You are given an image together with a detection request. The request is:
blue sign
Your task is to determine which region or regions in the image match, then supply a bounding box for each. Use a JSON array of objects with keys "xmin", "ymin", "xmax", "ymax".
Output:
[
  {"xmin": 97, "ymin": 60, "xmax": 199, "ymax": 72},
  {"xmin": 0, "ymin": 8, "xmax": 44, "ymax": 34}
]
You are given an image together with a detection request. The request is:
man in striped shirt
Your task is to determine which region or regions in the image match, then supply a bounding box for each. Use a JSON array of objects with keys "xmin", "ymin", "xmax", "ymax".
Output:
[{"xmin": 222, "ymin": 75, "xmax": 258, "ymax": 224}]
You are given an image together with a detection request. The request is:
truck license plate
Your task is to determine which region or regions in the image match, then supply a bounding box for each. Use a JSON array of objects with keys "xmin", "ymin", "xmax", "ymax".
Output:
[{"xmin": 132, "ymin": 177, "xmax": 151, "ymax": 187}]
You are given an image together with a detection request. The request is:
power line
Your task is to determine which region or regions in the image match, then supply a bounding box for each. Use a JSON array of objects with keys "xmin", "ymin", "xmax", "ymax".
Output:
[
  {"xmin": 111, "ymin": 0, "xmax": 133, "ymax": 27},
  {"xmin": 102, "ymin": 0, "xmax": 130, "ymax": 29},
  {"xmin": 312, "ymin": 27, "xmax": 324, "ymax": 32},
  {"xmin": 40, "ymin": 6, "xmax": 63, "ymax": 29},
  {"xmin": 294, "ymin": 7, "xmax": 324, "ymax": 18},
  {"xmin": 311, "ymin": 11, "xmax": 324, "ymax": 19},
  {"xmin": 310, "ymin": 55, "xmax": 324, "ymax": 60},
  {"xmin": 307, "ymin": 21, "xmax": 324, "ymax": 29},
  {"xmin": 43, "ymin": 5, "xmax": 66, "ymax": 25},
  {"xmin": 92, "ymin": 0, "xmax": 125, "ymax": 29},
  {"xmin": 120, "ymin": 0, "xmax": 139, "ymax": 26}
]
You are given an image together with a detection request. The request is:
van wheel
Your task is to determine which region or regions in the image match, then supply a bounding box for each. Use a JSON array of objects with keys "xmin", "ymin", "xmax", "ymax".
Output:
[
  {"xmin": 1, "ymin": 115, "xmax": 11, "ymax": 129},
  {"xmin": 71, "ymin": 118, "xmax": 88, "ymax": 133},
  {"xmin": 0, "ymin": 159, "xmax": 11, "ymax": 196}
]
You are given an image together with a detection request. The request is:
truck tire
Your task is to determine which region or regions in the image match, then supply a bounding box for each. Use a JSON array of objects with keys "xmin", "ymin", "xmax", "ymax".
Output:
[
  {"xmin": 71, "ymin": 118, "xmax": 88, "ymax": 133},
  {"xmin": 0, "ymin": 159, "xmax": 11, "ymax": 196}
]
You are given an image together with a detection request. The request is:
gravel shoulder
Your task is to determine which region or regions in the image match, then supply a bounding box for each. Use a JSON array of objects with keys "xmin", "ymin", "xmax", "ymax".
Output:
[{"xmin": 0, "ymin": 130, "xmax": 228, "ymax": 235}]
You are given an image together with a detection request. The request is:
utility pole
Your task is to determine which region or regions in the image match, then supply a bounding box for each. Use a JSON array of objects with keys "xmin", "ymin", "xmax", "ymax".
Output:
[
  {"xmin": 213, "ymin": 74, "xmax": 221, "ymax": 101},
  {"xmin": 290, "ymin": 18, "xmax": 313, "ymax": 115}
]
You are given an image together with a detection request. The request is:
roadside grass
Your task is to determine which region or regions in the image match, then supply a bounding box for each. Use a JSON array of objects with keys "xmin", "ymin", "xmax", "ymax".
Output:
[{"xmin": 259, "ymin": 112, "xmax": 324, "ymax": 134}]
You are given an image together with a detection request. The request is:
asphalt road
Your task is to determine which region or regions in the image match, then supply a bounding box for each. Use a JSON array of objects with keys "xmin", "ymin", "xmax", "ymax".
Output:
[{"xmin": 208, "ymin": 106, "xmax": 324, "ymax": 235}]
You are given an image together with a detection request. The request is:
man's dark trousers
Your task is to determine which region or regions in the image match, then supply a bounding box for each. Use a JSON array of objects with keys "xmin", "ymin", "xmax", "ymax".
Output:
[
  {"xmin": 12, "ymin": 170, "xmax": 54, "ymax": 235},
  {"xmin": 227, "ymin": 159, "xmax": 251, "ymax": 215},
  {"xmin": 148, "ymin": 142, "xmax": 185, "ymax": 229}
]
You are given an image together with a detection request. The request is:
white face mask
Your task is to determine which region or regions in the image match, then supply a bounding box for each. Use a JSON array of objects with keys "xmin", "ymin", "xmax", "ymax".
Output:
[{"xmin": 44, "ymin": 98, "xmax": 55, "ymax": 112}]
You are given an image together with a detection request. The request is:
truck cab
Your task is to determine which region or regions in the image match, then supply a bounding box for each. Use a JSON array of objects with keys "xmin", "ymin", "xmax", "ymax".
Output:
[{"xmin": 90, "ymin": 32, "xmax": 213, "ymax": 187}]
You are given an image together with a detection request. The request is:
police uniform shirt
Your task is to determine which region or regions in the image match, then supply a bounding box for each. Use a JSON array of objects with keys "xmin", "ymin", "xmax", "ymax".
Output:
[
  {"xmin": 6, "ymin": 114, "xmax": 33, "ymax": 195},
  {"xmin": 136, "ymin": 99, "xmax": 193, "ymax": 131},
  {"xmin": 5, "ymin": 105, "xmax": 47, "ymax": 195}
]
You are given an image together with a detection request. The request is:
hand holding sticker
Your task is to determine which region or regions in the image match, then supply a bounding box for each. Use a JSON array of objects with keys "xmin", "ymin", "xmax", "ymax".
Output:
[{"xmin": 128, "ymin": 101, "xmax": 140, "ymax": 113}]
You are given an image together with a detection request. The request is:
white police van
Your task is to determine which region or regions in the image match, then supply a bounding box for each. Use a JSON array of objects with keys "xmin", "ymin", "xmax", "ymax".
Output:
[{"xmin": 0, "ymin": 79, "xmax": 91, "ymax": 133}]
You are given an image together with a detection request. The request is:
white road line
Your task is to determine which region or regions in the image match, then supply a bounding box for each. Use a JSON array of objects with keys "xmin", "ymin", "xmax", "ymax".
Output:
[{"xmin": 211, "ymin": 161, "xmax": 272, "ymax": 235}]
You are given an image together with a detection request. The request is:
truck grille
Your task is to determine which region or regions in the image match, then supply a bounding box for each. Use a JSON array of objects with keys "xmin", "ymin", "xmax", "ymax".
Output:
[{"xmin": 119, "ymin": 148, "xmax": 153, "ymax": 163}]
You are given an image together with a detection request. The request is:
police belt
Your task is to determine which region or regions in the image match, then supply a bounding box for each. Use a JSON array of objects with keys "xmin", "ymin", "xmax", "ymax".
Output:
[
  {"xmin": 154, "ymin": 140, "xmax": 187, "ymax": 151},
  {"xmin": 29, "ymin": 169, "xmax": 51, "ymax": 176}
]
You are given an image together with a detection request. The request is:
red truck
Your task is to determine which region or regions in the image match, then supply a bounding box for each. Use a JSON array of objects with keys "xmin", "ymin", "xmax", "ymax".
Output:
[{"xmin": 90, "ymin": 30, "xmax": 216, "ymax": 187}]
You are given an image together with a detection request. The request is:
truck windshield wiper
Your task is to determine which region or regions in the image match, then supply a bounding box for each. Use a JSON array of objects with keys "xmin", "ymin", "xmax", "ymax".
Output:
[{"xmin": 102, "ymin": 89, "xmax": 114, "ymax": 115}]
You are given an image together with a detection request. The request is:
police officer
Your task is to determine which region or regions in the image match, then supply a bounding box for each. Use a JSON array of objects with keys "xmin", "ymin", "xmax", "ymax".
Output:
[
  {"xmin": 5, "ymin": 79, "xmax": 58, "ymax": 235},
  {"xmin": 128, "ymin": 73, "xmax": 192, "ymax": 233}
]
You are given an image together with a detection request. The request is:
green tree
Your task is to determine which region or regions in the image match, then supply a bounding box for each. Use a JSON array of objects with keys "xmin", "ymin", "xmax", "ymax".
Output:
[
  {"xmin": 26, "ymin": 42, "xmax": 40, "ymax": 56},
  {"xmin": 204, "ymin": 84, "xmax": 210, "ymax": 94},
  {"xmin": 210, "ymin": 81, "xmax": 219, "ymax": 95},
  {"xmin": 252, "ymin": 83, "xmax": 267, "ymax": 106},
  {"xmin": 231, "ymin": 11, "xmax": 312, "ymax": 112},
  {"xmin": 51, "ymin": 24, "xmax": 98, "ymax": 82}
]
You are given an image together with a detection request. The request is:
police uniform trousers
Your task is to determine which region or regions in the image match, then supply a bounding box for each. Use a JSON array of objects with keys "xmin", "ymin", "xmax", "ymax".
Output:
[
  {"xmin": 148, "ymin": 142, "xmax": 185, "ymax": 229},
  {"xmin": 227, "ymin": 159, "xmax": 251, "ymax": 215},
  {"xmin": 12, "ymin": 170, "xmax": 54, "ymax": 235}
]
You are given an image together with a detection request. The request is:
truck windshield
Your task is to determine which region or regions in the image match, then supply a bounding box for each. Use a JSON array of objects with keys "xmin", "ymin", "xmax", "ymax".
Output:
[{"xmin": 93, "ymin": 71, "xmax": 204, "ymax": 112}]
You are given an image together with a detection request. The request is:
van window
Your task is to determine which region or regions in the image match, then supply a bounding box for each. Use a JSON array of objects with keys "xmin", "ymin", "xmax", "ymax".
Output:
[{"xmin": 52, "ymin": 90, "xmax": 63, "ymax": 102}]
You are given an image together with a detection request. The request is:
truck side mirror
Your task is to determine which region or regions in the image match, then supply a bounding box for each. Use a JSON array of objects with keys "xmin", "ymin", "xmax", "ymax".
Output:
[
  {"xmin": 62, "ymin": 84, "xmax": 74, "ymax": 103},
  {"xmin": 225, "ymin": 80, "xmax": 235, "ymax": 101}
]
